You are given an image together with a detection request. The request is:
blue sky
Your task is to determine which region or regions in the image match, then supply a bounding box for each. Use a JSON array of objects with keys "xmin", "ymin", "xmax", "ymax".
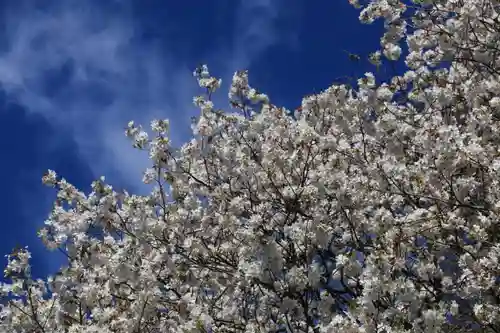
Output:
[{"xmin": 0, "ymin": 0, "xmax": 391, "ymax": 279}]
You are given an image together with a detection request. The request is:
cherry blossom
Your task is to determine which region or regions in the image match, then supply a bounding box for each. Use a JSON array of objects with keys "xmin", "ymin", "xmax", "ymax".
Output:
[{"xmin": 2, "ymin": 0, "xmax": 500, "ymax": 332}]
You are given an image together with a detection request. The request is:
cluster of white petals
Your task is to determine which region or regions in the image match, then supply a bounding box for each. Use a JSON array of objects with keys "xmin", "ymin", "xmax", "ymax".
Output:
[{"xmin": 2, "ymin": 0, "xmax": 500, "ymax": 332}]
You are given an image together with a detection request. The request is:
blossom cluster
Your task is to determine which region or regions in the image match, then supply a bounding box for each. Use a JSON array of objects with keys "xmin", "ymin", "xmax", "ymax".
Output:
[{"xmin": 2, "ymin": 0, "xmax": 500, "ymax": 332}]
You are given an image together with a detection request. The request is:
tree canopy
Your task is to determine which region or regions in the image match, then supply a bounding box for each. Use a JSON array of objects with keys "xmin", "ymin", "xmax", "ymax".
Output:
[{"xmin": 2, "ymin": 0, "xmax": 500, "ymax": 332}]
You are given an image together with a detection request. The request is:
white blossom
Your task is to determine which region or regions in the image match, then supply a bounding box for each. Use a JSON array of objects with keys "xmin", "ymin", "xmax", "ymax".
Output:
[{"xmin": 3, "ymin": 1, "xmax": 500, "ymax": 332}]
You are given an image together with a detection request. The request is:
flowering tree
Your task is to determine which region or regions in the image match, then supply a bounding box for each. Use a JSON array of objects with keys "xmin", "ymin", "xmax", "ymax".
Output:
[{"xmin": 2, "ymin": 0, "xmax": 500, "ymax": 332}]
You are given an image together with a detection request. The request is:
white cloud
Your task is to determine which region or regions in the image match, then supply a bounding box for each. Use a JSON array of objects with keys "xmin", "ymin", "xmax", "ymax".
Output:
[{"xmin": 0, "ymin": 0, "xmax": 296, "ymax": 190}]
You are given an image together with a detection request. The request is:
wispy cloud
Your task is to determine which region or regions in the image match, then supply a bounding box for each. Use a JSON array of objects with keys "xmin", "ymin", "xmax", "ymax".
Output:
[
  {"xmin": 231, "ymin": 0, "xmax": 289, "ymax": 68},
  {"xmin": 0, "ymin": 0, "xmax": 296, "ymax": 190}
]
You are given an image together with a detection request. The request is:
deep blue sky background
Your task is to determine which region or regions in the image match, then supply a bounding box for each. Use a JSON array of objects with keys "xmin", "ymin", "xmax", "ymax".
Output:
[{"xmin": 0, "ymin": 0, "xmax": 394, "ymax": 279}]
